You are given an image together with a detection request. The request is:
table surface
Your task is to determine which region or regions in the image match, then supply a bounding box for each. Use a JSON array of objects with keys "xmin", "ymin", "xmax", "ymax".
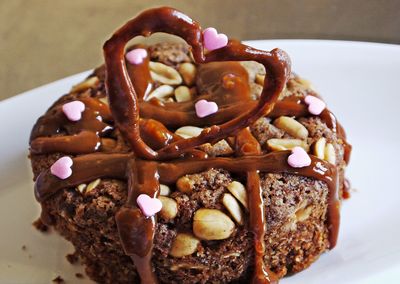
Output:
[{"xmin": 1, "ymin": 0, "xmax": 399, "ymax": 100}]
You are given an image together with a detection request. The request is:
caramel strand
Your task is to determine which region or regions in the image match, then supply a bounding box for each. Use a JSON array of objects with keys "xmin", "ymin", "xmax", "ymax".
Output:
[{"xmin": 235, "ymin": 128, "xmax": 278, "ymax": 284}]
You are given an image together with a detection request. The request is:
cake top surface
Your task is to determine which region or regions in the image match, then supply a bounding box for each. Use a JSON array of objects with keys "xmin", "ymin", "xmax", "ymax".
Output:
[{"xmin": 30, "ymin": 6, "xmax": 351, "ymax": 284}]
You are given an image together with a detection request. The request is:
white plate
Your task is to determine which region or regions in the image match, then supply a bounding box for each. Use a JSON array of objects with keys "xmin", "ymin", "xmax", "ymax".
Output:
[{"xmin": 1, "ymin": 40, "xmax": 399, "ymax": 284}]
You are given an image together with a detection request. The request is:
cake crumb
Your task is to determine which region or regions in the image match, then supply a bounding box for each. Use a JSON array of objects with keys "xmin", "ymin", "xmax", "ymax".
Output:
[
  {"xmin": 52, "ymin": 276, "xmax": 65, "ymax": 283},
  {"xmin": 66, "ymin": 252, "xmax": 79, "ymax": 264},
  {"xmin": 75, "ymin": 273, "xmax": 84, "ymax": 279},
  {"xmin": 32, "ymin": 218, "xmax": 49, "ymax": 232}
]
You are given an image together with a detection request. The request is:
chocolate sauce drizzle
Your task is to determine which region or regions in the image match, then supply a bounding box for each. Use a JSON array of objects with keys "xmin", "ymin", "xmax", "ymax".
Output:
[{"xmin": 30, "ymin": 7, "xmax": 351, "ymax": 284}]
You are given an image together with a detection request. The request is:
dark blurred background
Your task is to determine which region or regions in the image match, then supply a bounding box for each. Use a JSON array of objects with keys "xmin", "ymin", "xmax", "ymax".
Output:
[{"xmin": 1, "ymin": 0, "xmax": 399, "ymax": 99}]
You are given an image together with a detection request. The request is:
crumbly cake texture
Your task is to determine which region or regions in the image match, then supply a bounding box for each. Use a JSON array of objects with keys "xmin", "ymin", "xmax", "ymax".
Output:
[{"xmin": 30, "ymin": 42, "xmax": 347, "ymax": 283}]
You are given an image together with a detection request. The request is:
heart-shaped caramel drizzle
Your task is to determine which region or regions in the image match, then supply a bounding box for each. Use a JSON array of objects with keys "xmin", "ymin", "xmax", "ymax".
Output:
[{"xmin": 103, "ymin": 7, "xmax": 291, "ymax": 160}]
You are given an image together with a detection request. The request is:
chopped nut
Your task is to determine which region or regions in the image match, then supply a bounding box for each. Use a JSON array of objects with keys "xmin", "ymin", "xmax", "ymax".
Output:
[
  {"xmin": 174, "ymin": 86, "xmax": 192, "ymax": 102},
  {"xmin": 273, "ymin": 116, "xmax": 309, "ymax": 139},
  {"xmin": 178, "ymin": 62, "xmax": 196, "ymax": 86},
  {"xmin": 222, "ymin": 193, "xmax": 244, "ymax": 225},
  {"xmin": 176, "ymin": 176, "xmax": 193, "ymax": 193},
  {"xmin": 325, "ymin": 143, "xmax": 336, "ymax": 165},
  {"xmin": 314, "ymin": 138, "xmax": 326, "ymax": 159},
  {"xmin": 193, "ymin": 208, "xmax": 235, "ymax": 240},
  {"xmin": 149, "ymin": 61, "xmax": 182, "ymax": 85},
  {"xmin": 267, "ymin": 138, "xmax": 309, "ymax": 152},
  {"xmin": 255, "ymin": 74, "xmax": 265, "ymax": 86},
  {"xmin": 295, "ymin": 205, "xmax": 313, "ymax": 222},
  {"xmin": 175, "ymin": 126, "xmax": 203, "ymax": 139},
  {"xmin": 76, "ymin": 184, "xmax": 87, "ymax": 193},
  {"xmin": 169, "ymin": 233, "xmax": 200, "ymax": 258},
  {"xmin": 145, "ymin": 85, "xmax": 174, "ymax": 101},
  {"xmin": 159, "ymin": 184, "xmax": 170, "ymax": 196},
  {"xmin": 71, "ymin": 76, "xmax": 99, "ymax": 93},
  {"xmin": 159, "ymin": 196, "xmax": 178, "ymax": 220},
  {"xmin": 86, "ymin": 178, "xmax": 101, "ymax": 193},
  {"xmin": 99, "ymin": 97, "xmax": 109, "ymax": 105},
  {"xmin": 227, "ymin": 181, "xmax": 248, "ymax": 209}
]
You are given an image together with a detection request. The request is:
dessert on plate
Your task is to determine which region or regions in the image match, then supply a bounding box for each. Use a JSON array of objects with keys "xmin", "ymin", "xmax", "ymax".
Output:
[{"xmin": 29, "ymin": 7, "xmax": 352, "ymax": 284}]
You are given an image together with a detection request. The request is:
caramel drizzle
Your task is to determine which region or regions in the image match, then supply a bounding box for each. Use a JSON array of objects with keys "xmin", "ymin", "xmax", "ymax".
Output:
[
  {"xmin": 29, "ymin": 7, "xmax": 351, "ymax": 284},
  {"xmin": 103, "ymin": 7, "xmax": 290, "ymax": 160},
  {"xmin": 34, "ymin": 152, "xmax": 338, "ymax": 284}
]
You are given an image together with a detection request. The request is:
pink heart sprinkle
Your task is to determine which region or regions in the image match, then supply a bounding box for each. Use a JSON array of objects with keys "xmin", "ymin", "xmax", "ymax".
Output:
[
  {"xmin": 304, "ymin": 95, "xmax": 326, "ymax": 115},
  {"xmin": 50, "ymin": 156, "xmax": 73, "ymax": 179},
  {"xmin": 195, "ymin": 99, "xmax": 219, "ymax": 118},
  {"xmin": 287, "ymin": 147, "xmax": 311, "ymax": 168},
  {"xmin": 126, "ymin": 48, "xmax": 147, "ymax": 65},
  {"xmin": 203, "ymin": 27, "xmax": 228, "ymax": 51},
  {"xmin": 137, "ymin": 194, "xmax": 163, "ymax": 217},
  {"xmin": 62, "ymin": 101, "xmax": 85, "ymax": 122}
]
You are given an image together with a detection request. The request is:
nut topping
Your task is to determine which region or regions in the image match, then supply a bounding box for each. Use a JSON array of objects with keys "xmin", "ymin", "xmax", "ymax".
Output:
[
  {"xmin": 175, "ymin": 126, "xmax": 203, "ymax": 139},
  {"xmin": 222, "ymin": 193, "xmax": 244, "ymax": 225},
  {"xmin": 174, "ymin": 86, "xmax": 192, "ymax": 102},
  {"xmin": 226, "ymin": 181, "xmax": 248, "ymax": 209},
  {"xmin": 325, "ymin": 143, "xmax": 336, "ymax": 165},
  {"xmin": 146, "ymin": 85, "xmax": 174, "ymax": 101},
  {"xmin": 314, "ymin": 137, "xmax": 326, "ymax": 159},
  {"xmin": 149, "ymin": 61, "xmax": 182, "ymax": 85},
  {"xmin": 169, "ymin": 233, "xmax": 200, "ymax": 258},
  {"xmin": 193, "ymin": 208, "xmax": 235, "ymax": 240},
  {"xmin": 176, "ymin": 176, "xmax": 194, "ymax": 193},
  {"xmin": 267, "ymin": 138, "xmax": 309, "ymax": 152},
  {"xmin": 159, "ymin": 184, "xmax": 171, "ymax": 196},
  {"xmin": 178, "ymin": 62, "xmax": 196, "ymax": 86},
  {"xmin": 313, "ymin": 138, "xmax": 336, "ymax": 165},
  {"xmin": 273, "ymin": 116, "xmax": 309, "ymax": 139},
  {"xmin": 159, "ymin": 196, "xmax": 178, "ymax": 220}
]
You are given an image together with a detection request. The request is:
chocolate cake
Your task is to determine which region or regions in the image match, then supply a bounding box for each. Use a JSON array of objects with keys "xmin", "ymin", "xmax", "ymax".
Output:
[{"xmin": 29, "ymin": 7, "xmax": 352, "ymax": 284}]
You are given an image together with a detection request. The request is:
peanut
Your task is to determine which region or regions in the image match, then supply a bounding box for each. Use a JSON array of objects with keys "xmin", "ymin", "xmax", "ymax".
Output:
[
  {"xmin": 175, "ymin": 126, "xmax": 203, "ymax": 139},
  {"xmin": 226, "ymin": 181, "xmax": 248, "ymax": 209},
  {"xmin": 146, "ymin": 85, "xmax": 174, "ymax": 101},
  {"xmin": 86, "ymin": 178, "xmax": 101, "ymax": 193},
  {"xmin": 76, "ymin": 184, "xmax": 87, "ymax": 193},
  {"xmin": 325, "ymin": 143, "xmax": 336, "ymax": 165},
  {"xmin": 255, "ymin": 74, "xmax": 265, "ymax": 86},
  {"xmin": 176, "ymin": 176, "xmax": 194, "ymax": 193},
  {"xmin": 149, "ymin": 61, "xmax": 182, "ymax": 85},
  {"xmin": 222, "ymin": 193, "xmax": 244, "ymax": 225},
  {"xmin": 193, "ymin": 208, "xmax": 235, "ymax": 240},
  {"xmin": 314, "ymin": 138, "xmax": 326, "ymax": 159},
  {"xmin": 159, "ymin": 184, "xmax": 171, "ymax": 196},
  {"xmin": 159, "ymin": 196, "xmax": 178, "ymax": 220},
  {"xmin": 178, "ymin": 62, "xmax": 196, "ymax": 86},
  {"xmin": 273, "ymin": 116, "xmax": 309, "ymax": 139},
  {"xmin": 169, "ymin": 233, "xmax": 200, "ymax": 258},
  {"xmin": 267, "ymin": 138, "xmax": 309, "ymax": 152},
  {"xmin": 174, "ymin": 86, "xmax": 192, "ymax": 102}
]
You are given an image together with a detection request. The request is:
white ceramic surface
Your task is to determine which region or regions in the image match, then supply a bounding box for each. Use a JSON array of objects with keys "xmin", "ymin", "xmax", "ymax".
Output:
[{"xmin": 1, "ymin": 40, "xmax": 399, "ymax": 284}]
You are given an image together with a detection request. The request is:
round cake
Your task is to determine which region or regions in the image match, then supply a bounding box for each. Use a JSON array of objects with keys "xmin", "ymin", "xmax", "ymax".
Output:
[{"xmin": 29, "ymin": 7, "xmax": 352, "ymax": 284}]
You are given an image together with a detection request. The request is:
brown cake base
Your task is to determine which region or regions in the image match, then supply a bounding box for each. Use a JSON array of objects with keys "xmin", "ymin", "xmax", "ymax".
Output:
[{"xmin": 30, "ymin": 42, "xmax": 347, "ymax": 283}]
